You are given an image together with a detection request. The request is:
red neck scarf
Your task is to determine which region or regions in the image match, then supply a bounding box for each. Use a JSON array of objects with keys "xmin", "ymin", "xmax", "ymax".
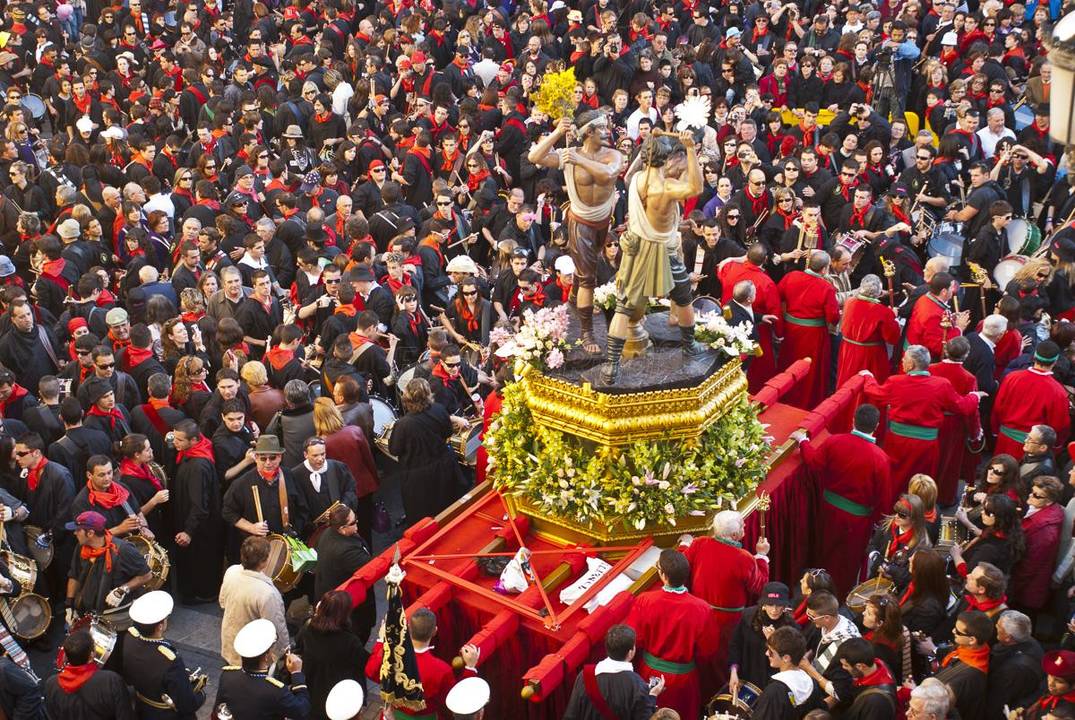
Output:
[
  {"xmin": 265, "ymin": 346, "xmax": 295, "ymax": 371},
  {"xmin": 885, "ymin": 523, "xmax": 914, "ymax": 560},
  {"xmin": 58, "ymin": 662, "xmax": 99, "ymax": 693},
  {"xmin": 556, "ymin": 277, "xmax": 572, "ymax": 303},
  {"xmin": 941, "ymin": 644, "xmax": 990, "ymax": 673},
  {"xmin": 87, "ymin": 404, "xmax": 124, "ymax": 431},
  {"xmin": 898, "ymin": 582, "xmax": 915, "ymax": 607},
  {"xmin": 455, "ymin": 297, "xmax": 479, "ymax": 332},
  {"xmin": 81, "ymin": 523, "xmax": 120, "ymax": 568},
  {"xmin": 965, "ymin": 593, "xmax": 1007, "ymax": 614},
  {"xmin": 86, "ymin": 479, "xmax": 130, "ymax": 510},
  {"xmin": 0, "ymin": 383, "xmax": 28, "ymax": 416},
  {"xmin": 850, "ymin": 205, "xmax": 870, "ymax": 228},
  {"xmin": 420, "ymin": 237, "xmax": 444, "ymax": 267},
  {"xmin": 125, "ymin": 345, "xmax": 154, "ymax": 370},
  {"xmin": 432, "ymin": 361, "xmax": 454, "ymax": 387},
  {"xmin": 26, "ymin": 457, "xmax": 48, "ymax": 492},
  {"xmin": 523, "ymin": 285, "xmax": 546, "ymax": 307},
  {"xmin": 73, "ymin": 92, "xmax": 93, "ymax": 115},
  {"xmin": 746, "ymin": 189, "xmax": 769, "ymax": 216},
  {"xmin": 853, "ymin": 660, "xmax": 895, "ymax": 686},
  {"xmin": 119, "ymin": 458, "xmax": 161, "ymax": 492},
  {"xmin": 1041, "ymin": 690, "xmax": 1075, "ymax": 710},
  {"xmin": 177, "ymin": 435, "xmax": 214, "ymax": 464},
  {"xmin": 467, "ymin": 168, "xmax": 491, "ymax": 192},
  {"xmin": 777, "ymin": 208, "xmax": 798, "ymax": 229}
]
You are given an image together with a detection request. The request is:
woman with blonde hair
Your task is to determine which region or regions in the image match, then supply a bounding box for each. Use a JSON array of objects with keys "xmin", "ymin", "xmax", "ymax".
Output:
[
  {"xmin": 310, "ymin": 397, "xmax": 379, "ymax": 538},
  {"xmin": 908, "ymin": 474, "xmax": 941, "ymax": 546},
  {"xmin": 390, "ymin": 378, "xmax": 467, "ymax": 527}
]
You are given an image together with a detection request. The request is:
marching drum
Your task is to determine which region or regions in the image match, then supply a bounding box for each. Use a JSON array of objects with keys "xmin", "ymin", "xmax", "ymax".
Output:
[
  {"xmin": 57, "ymin": 615, "xmax": 119, "ymax": 668},
  {"xmin": 994, "ymin": 254, "xmax": 1029, "ymax": 289},
  {"xmin": 10, "ymin": 593, "xmax": 50, "ymax": 640},
  {"xmin": 126, "ymin": 535, "xmax": 170, "ymax": 591},
  {"xmin": 371, "ymin": 395, "xmax": 399, "ymax": 460},
  {"xmin": 4, "ymin": 551, "xmax": 37, "ymax": 592},
  {"xmin": 449, "ymin": 419, "xmax": 483, "ymax": 466},
  {"xmin": 705, "ymin": 682, "xmax": 762, "ymax": 720},
  {"xmin": 1005, "ymin": 218, "xmax": 1043, "ymax": 256},
  {"xmin": 845, "ymin": 576, "xmax": 895, "ymax": 613},
  {"xmin": 395, "ymin": 363, "xmax": 422, "ymax": 403},
  {"xmin": 927, "ymin": 222, "xmax": 965, "ymax": 266},
  {"xmin": 25, "ymin": 526, "xmax": 53, "ymax": 570},
  {"xmin": 265, "ymin": 534, "xmax": 303, "ymax": 593},
  {"xmin": 20, "ymin": 94, "xmax": 46, "ymax": 121},
  {"xmin": 375, "ymin": 421, "xmax": 398, "ymax": 461}
]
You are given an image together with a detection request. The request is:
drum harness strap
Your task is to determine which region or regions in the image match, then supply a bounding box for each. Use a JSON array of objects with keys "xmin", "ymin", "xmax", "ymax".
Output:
[
  {"xmin": 582, "ymin": 665, "xmax": 619, "ymax": 720},
  {"xmin": 276, "ymin": 471, "xmax": 291, "ymax": 532}
]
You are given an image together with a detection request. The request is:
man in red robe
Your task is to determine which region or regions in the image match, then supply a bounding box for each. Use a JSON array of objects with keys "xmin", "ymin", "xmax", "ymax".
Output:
[
  {"xmin": 992, "ymin": 340, "xmax": 1071, "ymax": 460},
  {"xmin": 719, "ymin": 244, "xmax": 782, "ymax": 392},
  {"xmin": 905, "ymin": 272, "xmax": 967, "ymax": 362},
  {"xmin": 680, "ymin": 510, "xmax": 769, "ymax": 663},
  {"xmin": 929, "ymin": 337, "xmax": 983, "ymax": 506},
  {"xmin": 364, "ymin": 608, "xmax": 478, "ymax": 718},
  {"xmin": 835, "ymin": 275, "xmax": 901, "ymax": 388},
  {"xmin": 626, "ymin": 550, "xmax": 721, "ymax": 720},
  {"xmin": 791, "ymin": 403, "xmax": 892, "ymax": 595},
  {"xmin": 777, "ymin": 250, "xmax": 840, "ymax": 408},
  {"xmin": 862, "ymin": 344, "xmax": 982, "ymax": 495}
]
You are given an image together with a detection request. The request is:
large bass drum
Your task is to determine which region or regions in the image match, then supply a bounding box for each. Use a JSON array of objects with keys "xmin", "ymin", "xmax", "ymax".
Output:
[
  {"xmin": 265, "ymin": 534, "xmax": 303, "ymax": 593},
  {"xmin": 9, "ymin": 594, "xmax": 50, "ymax": 640},
  {"xmin": 994, "ymin": 253, "xmax": 1029, "ymax": 289},
  {"xmin": 126, "ymin": 535, "xmax": 170, "ymax": 591},
  {"xmin": 24, "ymin": 525, "xmax": 53, "ymax": 570},
  {"xmin": 1005, "ymin": 218, "xmax": 1043, "ymax": 255},
  {"xmin": 927, "ymin": 222, "xmax": 964, "ymax": 266},
  {"xmin": 371, "ymin": 395, "xmax": 399, "ymax": 461},
  {"xmin": 845, "ymin": 576, "xmax": 895, "ymax": 614}
]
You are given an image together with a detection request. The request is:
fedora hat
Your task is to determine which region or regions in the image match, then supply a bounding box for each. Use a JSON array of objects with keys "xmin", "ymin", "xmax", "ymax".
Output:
[
  {"xmin": 282, "ymin": 124, "xmax": 303, "ymax": 139},
  {"xmin": 254, "ymin": 435, "xmax": 285, "ymax": 455}
]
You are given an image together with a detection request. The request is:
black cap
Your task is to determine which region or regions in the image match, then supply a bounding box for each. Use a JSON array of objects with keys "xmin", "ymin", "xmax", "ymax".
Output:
[
  {"xmin": 1053, "ymin": 237, "xmax": 1075, "ymax": 263},
  {"xmin": 759, "ymin": 581, "xmax": 792, "ymax": 607},
  {"xmin": 347, "ymin": 266, "xmax": 375, "ymax": 283}
]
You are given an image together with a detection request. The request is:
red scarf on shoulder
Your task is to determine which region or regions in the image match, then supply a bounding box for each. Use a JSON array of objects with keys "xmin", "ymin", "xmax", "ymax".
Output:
[
  {"xmin": 941, "ymin": 644, "xmax": 989, "ymax": 673},
  {"xmin": 0, "ymin": 384, "xmax": 28, "ymax": 416},
  {"xmin": 432, "ymin": 362, "xmax": 454, "ymax": 387},
  {"xmin": 86, "ymin": 479, "xmax": 130, "ymax": 510},
  {"xmin": 58, "ymin": 662, "xmax": 99, "ymax": 693},
  {"xmin": 177, "ymin": 435, "xmax": 214, "ymax": 464},
  {"xmin": 26, "ymin": 457, "xmax": 48, "ymax": 492},
  {"xmin": 87, "ymin": 405, "xmax": 124, "ymax": 431},
  {"xmin": 119, "ymin": 459, "xmax": 161, "ymax": 492},
  {"xmin": 264, "ymin": 346, "xmax": 295, "ymax": 371}
]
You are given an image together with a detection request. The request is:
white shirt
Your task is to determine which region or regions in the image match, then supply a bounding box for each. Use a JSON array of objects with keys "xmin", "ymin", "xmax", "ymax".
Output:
[
  {"xmin": 144, "ymin": 192, "xmax": 175, "ymax": 220},
  {"xmin": 977, "ymin": 125, "xmax": 1016, "ymax": 159},
  {"xmin": 332, "ymin": 82, "xmax": 354, "ymax": 117},
  {"xmin": 626, "ymin": 107, "xmax": 659, "ymax": 140},
  {"xmin": 473, "ymin": 59, "xmax": 500, "ymax": 88}
]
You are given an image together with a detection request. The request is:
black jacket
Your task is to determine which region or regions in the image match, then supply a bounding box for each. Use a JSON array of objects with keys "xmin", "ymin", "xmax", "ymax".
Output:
[
  {"xmin": 562, "ymin": 666, "xmax": 656, "ymax": 720},
  {"xmin": 44, "ymin": 668, "xmax": 133, "ymax": 720},
  {"xmin": 987, "ymin": 639, "xmax": 1044, "ymax": 720}
]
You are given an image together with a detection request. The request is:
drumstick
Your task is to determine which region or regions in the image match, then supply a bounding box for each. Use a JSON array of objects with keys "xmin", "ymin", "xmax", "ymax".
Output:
[{"xmin": 252, "ymin": 486, "xmax": 264, "ymax": 524}]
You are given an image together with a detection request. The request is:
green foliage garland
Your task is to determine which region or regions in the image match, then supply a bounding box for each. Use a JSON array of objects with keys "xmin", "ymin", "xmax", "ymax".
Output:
[{"xmin": 486, "ymin": 379, "xmax": 770, "ymax": 530}]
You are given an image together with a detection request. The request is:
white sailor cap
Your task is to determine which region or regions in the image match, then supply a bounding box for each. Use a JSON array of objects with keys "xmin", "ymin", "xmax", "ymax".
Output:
[
  {"xmin": 446, "ymin": 676, "xmax": 490, "ymax": 715},
  {"xmin": 325, "ymin": 679, "xmax": 365, "ymax": 720},
  {"xmin": 129, "ymin": 590, "xmax": 174, "ymax": 625},
  {"xmin": 233, "ymin": 618, "xmax": 277, "ymax": 659}
]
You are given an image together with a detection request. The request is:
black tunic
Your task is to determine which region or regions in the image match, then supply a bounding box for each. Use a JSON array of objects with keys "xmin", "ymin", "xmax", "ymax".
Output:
[
  {"xmin": 221, "ymin": 469, "xmax": 309, "ymax": 538},
  {"xmin": 388, "ymin": 403, "xmax": 464, "ymax": 524},
  {"xmin": 562, "ymin": 666, "xmax": 656, "ymax": 720},
  {"xmin": 314, "ymin": 529, "xmax": 375, "ymax": 642},
  {"xmin": 67, "ymin": 538, "xmax": 150, "ymax": 615},
  {"xmin": 120, "ymin": 630, "xmax": 206, "ymax": 720},
  {"xmin": 0, "ymin": 655, "xmax": 45, "ymax": 720},
  {"xmin": 48, "ymin": 427, "xmax": 114, "ymax": 490},
  {"xmin": 291, "ymin": 460, "xmax": 358, "ymax": 538},
  {"xmin": 44, "ymin": 668, "xmax": 134, "ymax": 720},
  {"xmin": 294, "ymin": 626, "xmax": 368, "ymax": 720},
  {"xmin": 69, "ymin": 482, "xmax": 144, "ymax": 537},
  {"xmin": 728, "ymin": 607, "xmax": 798, "ymax": 688},
  {"xmin": 173, "ymin": 455, "xmax": 223, "ymax": 601}
]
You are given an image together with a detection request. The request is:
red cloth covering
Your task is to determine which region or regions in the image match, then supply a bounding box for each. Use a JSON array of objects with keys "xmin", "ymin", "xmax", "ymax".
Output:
[
  {"xmin": 863, "ymin": 372, "xmax": 979, "ymax": 492},
  {"xmin": 991, "ymin": 368, "xmax": 1070, "ymax": 460},
  {"xmin": 929, "ymin": 360, "xmax": 982, "ymax": 506},
  {"xmin": 476, "ymin": 389, "xmax": 503, "ymax": 484},
  {"xmin": 799, "ymin": 432, "xmax": 891, "ymax": 595},
  {"xmin": 177, "ymin": 435, "xmax": 214, "ymax": 464},
  {"xmin": 776, "ymin": 270, "xmax": 839, "ymax": 408},
  {"xmin": 58, "ymin": 663, "xmax": 99, "ymax": 693},
  {"xmin": 719, "ymin": 262, "xmax": 783, "ymax": 392},
  {"xmin": 906, "ymin": 293, "xmax": 962, "ymax": 361},
  {"xmin": 626, "ymin": 587, "xmax": 719, "ymax": 720},
  {"xmin": 835, "ymin": 296, "xmax": 900, "ymax": 388},
  {"xmin": 993, "ymin": 329, "xmax": 1021, "ymax": 383},
  {"xmin": 119, "ymin": 458, "xmax": 162, "ymax": 492},
  {"xmin": 1011, "ymin": 503, "xmax": 1064, "ymax": 610},
  {"xmin": 86, "ymin": 479, "xmax": 130, "ymax": 510},
  {"xmin": 365, "ymin": 642, "xmax": 455, "ymax": 717}
]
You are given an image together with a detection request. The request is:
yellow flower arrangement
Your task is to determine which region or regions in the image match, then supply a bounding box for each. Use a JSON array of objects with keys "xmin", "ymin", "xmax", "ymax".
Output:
[{"xmin": 531, "ymin": 66, "xmax": 578, "ymax": 121}]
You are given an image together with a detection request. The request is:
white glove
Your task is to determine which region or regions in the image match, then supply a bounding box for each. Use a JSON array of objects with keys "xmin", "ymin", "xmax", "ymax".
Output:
[
  {"xmin": 105, "ymin": 587, "xmax": 127, "ymax": 608},
  {"xmin": 0, "ymin": 507, "xmax": 12, "ymax": 522},
  {"xmin": 65, "ymin": 607, "xmax": 77, "ymax": 627}
]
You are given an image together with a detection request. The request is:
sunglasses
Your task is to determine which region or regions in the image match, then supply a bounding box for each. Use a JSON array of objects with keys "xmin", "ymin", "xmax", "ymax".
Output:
[
  {"xmin": 727, "ymin": 214, "xmax": 740, "ymax": 219},
  {"xmin": 325, "ymin": 278, "xmax": 341, "ymax": 284},
  {"xmin": 14, "ymin": 450, "xmax": 31, "ymax": 457},
  {"xmin": 444, "ymin": 360, "xmax": 461, "ymax": 368},
  {"xmin": 916, "ymin": 155, "xmax": 932, "ymax": 161},
  {"xmin": 462, "ymin": 290, "xmax": 478, "ymax": 296},
  {"xmin": 96, "ymin": 362, "xmax": 115, "ymax": 369},
  {"xmin": 841, "ymin": 171, "xmax": 856, "ymax": 177},
  {"xmin": 437, "ymin": 201, "xmax": 452, "ymax": 206},
  {"xmin": 895, "ymin": 510, "xmax": 910, "ymax": 519}
]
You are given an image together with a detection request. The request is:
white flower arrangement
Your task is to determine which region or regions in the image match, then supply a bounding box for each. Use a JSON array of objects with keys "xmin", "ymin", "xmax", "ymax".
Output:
[
  {"xmin": 593, "ymin": 281, "xmax": 618, "ymax": 311},
  {"xmin": 494, "ymin": 304, "xmax": 574, "ymax": 372},
  {"xmin": 695, "ymin": 311, "xmax": 759, "ymax": 357}
]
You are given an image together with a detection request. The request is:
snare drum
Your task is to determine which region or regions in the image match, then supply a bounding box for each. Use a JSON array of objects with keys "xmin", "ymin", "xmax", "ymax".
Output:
[
  {"xmin": 4, "ymin": 551, "xmax": 37, "ymax": 592},
  {"xmin": 126, "ymin": 535, "xmax": 170, "ymax": 591},
  {"xmin": 927, "ymin": 222, "xmax": 965, "ymax": 266},
  {"xmin": 9, "ymin": 593, "xmax": 50, "ymax": 640},
  {"xmin": 371, "ymin": 396, "xmax": 399, "ymax": 460},
  {"xmin": 846, "ymin": 575, "xmax": 896, "ymax": 613},
  {"xmin": 1005, "ymin": 218, "xmax": 1043, "ymax": 255},
  {"xmin": 375, "ymin": 421, "xmax": 398, "ymax": 461},
  {"xmin": 450, "ymin": 420, "xmax": 483, "ymax": 466},
  {"xmin": 58, "ymin": 615, "xmax": 119, "ymax": 669},
  {"xmin": 994, "ymin": 253, "xmax": 1029, "ymax": 288},
  {"xmin": 692, "ymin": 295, "xmax": 720, "ymax": 316},
  {"xmin": 395, "ymin": 363, "xmax": 422, "ymax": 404},
  {"xmin": 20, "ymin": 94, "xmax": 46, "ymax": 121},
  {"xmin": 705, "ymin": 681, "xmax": 762, "ymax": 720},
  {"xmin": 266, "ymin": 533, "xmax": 302, "ymax": 593}
]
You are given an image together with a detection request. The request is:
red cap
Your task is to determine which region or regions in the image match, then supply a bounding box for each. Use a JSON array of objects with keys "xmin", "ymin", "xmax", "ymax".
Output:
[
  {"xmin": 399, "ymin": 57, "xmax": 412, "ymax": 70},
  {"xmin": 410, "ymin": 50, "xmax": 427, "ymax": 64},
  {"xmin": 368, "ymin": 159, "xmax": 385, "ymax": 171},
  {"xmin": 1044, "ymin": 650, "xmax": 1075, "ymax": 680},
  {"xmin": 499, "ymin": 61, "xmax": 514, "ymax": 73},
  {"xmin": 67, "ymin": 317, "xmax": 88, "ymax": 333}
]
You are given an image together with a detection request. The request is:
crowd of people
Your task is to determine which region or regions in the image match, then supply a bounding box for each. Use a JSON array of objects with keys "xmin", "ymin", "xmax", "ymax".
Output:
[{"xmin": 0, "ymin": 0, "xmax": 1069, "ymax": 716}]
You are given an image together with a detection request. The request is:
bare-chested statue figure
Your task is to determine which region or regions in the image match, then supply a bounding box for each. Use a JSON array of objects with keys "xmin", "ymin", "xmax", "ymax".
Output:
[
  {"xmin": 601, "ymin": 131, "xmax": 706, "ymax": 384},
  {"xmin": 528, "ymin": 110, "xmax": 623, "ymax": 353}
]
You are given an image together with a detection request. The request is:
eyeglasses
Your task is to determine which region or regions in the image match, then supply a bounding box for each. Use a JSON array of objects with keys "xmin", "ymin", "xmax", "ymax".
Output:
[
  {"xmin": 401, "ymin": 296, "xmax": 418, "ymax": 302},
  {"xmin": 76, "ymin": 349, "xmax": 91, "ymax": 356},
  {"xmin": 895, "ymin": 510, "xmax": 910, "ymax": 519},
  {"xmin": 805, "ymin": 612, "xmax": 830, "ymax": 622},
  {"xmin": 988, "ymin": 467, "xmax": 1004, "ymax": 474},
  {"xmin": 371, "ymin": 167, "xmax": 386, "ymax": 172},
  {"xmin": 953, "ymin": 626, "xmax": 970, "ymax": 637},
  {"xmin": 779, "ymin": 197, "xmax": 794, "ymax": 203},
  {"xmin": 749, "ymin": 180, "xmax": 764, "ymax": 186},
  {"xmin": 841, "ymin": 171, "xmax": 856, "ymax": 178}
]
